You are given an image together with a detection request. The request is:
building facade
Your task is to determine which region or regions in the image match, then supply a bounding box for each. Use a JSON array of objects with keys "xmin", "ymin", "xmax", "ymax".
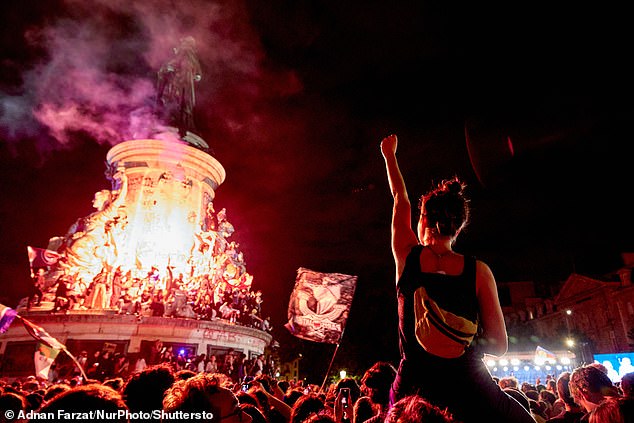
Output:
[{"xmin": 501, "ymin": 253, "xmax": 634, "ymax": 365}]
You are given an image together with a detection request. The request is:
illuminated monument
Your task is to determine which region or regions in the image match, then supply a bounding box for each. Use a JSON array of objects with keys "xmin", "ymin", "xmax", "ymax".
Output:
[
  {"xmin": 0, "ymin": 38, "xmax": 271, "ymax": 377},
  {"xmin": 57, "ymin": 36, "xmax": 231, "ymax": 287},
  {"xmin": 59, "ymin": 139, "xmax": 228, "ymax": 289}
]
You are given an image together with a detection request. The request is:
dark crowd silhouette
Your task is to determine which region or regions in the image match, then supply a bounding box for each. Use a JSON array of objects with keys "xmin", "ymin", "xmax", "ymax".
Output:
[{"xmin": 2, "ymin": 356, "xmax": 634, "ymax": 423}]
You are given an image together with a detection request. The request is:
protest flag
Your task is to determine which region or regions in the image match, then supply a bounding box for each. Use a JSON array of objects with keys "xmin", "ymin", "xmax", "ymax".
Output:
[
  {"xmin": 0, "ymin": 303, "xmax": 18, "ymax": 334},
  {"xmin": 535, "ymin": 345, "xmax": 557, "ymax": 363},
  {"xmin": 34, "ymin": 342, "xmax": 61, "ymax": 380},
  {"xmin": 19, "ymin": 315, "xmax": 66, "ymax": 350},
  {"xmin": 17, "ymin": 315, "xmax": 87, "ymax": 380},
  {"xmin": 27, "ymin": 246, "xmax": 60, "ymax": 270},
  {"xmin": 285, "ymin": 267, "xmax": 358, "ymax": 392},
  {"xmin": 285, "ymin": 267, "xmax": 358, "ymax": 344}
]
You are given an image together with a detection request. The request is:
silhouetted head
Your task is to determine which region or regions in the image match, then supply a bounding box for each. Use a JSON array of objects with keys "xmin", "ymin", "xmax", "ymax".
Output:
[
  {"xmin": 386, "ymin": 394, "xmax": 455, "ymax": 423},
  {"xmin": 290, "ymin": 393, "xmax": 326, "ymax": 423},
  {"xmin": 570, "ymin": 365, "xmax": 619, "ymax": 412},
  {"xmin": 417, "ymin": 177, "xmax": 469, "ymax": 244},
  {"xmin": 38, "ymin": 384, "xmax": 128, "ymax": 423},
  {"xmin": 360, "ymin": 361, "xmax": 397, "ymax": 405},
  {"xmin": 621, "ymin": 372, "xmax": 634, "ymax": 397},
  {"xmin": 163, "ymin": 373, "xmax": 252, "ymax": 423},
  {"xmin": 122, "ymin": 363, "xmax": 175, "ymax": 413}
]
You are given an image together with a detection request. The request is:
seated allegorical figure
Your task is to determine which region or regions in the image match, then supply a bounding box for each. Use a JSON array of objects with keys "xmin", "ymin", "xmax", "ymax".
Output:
[{"xmin": 61, "ymin": 167, "xmax": 128, "ymax": 286}]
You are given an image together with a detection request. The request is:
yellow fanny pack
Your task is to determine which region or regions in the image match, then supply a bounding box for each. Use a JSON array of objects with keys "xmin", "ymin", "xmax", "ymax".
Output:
[{"xmin": 414, "ymin": 287, "xmax": 478, "ymax": 358}]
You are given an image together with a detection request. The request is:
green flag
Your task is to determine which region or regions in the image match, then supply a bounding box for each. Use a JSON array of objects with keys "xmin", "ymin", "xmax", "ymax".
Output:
[{"xmin": 34, "ymin": 342, "xmax": 61, "ymax": 380}]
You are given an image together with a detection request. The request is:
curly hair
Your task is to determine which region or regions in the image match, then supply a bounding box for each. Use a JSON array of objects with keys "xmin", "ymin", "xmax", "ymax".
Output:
[
  {"xmin": 385, "ymin": 395, "xmax": 456, "ymax": 423},
  {"xmin": 162, "ymin": 373, "xmax": 221, "ymax": 414},
  {"xmin": 419, "ymin": 177, "xmax": 470, "ymax": 238},
  {"xmin": 569, "ymin": 365, "xmax": 619, "ymax": 405}
]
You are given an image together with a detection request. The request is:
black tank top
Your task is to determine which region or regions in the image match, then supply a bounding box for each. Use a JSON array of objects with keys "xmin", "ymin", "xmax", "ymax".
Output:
[{"xmin": 396, "ymin": 245, "xmax": 478, "ymax": 360}]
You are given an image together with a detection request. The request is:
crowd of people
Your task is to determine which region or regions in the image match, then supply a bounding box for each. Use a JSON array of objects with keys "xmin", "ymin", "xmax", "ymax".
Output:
[
  {"xmin": 45, "ymin": 340, "xmax": 278, "ymax": 387},
  {"xmin": 496, "ymin": 362, "xmax": 634, "ymax": 422},
  {"xmin": 2, "ymin": 358, "xmax": 634, "ymax": 423},
  {"xmin": 0, "ymin": 356, "xmax": 459, "ymax": 423},
  {"xmin": 27, "ymin": 264, "xmax": 270, "ymax": 331}
]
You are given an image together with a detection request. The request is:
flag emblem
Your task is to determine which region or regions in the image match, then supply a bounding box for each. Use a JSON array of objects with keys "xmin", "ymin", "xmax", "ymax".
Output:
[
  {"xmin": 285, "ymin": 267, "xmax": 357, "ymax": 344},
  {"xmin": 27, "ymin": 246, "xmax": 60, "ymax": 269}
]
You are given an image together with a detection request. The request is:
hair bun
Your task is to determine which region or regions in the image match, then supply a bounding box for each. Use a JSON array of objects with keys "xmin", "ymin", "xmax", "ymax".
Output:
[{"xmin": 442, "ymin": 178, "xmax": 463, "ymax": 195}]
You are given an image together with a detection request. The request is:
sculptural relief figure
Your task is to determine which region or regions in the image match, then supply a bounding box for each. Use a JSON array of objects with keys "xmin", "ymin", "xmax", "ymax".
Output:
[
  {"xmin": 156, "ymin": 36, "xmax": 202, "ymax": 136},
  {"xmin": 107, "ymin": 205, "xmax": 129, "ymax": 269},
  {"xmin": 61, "ymin": 168, "xmax": 128, "ymax": 283}
]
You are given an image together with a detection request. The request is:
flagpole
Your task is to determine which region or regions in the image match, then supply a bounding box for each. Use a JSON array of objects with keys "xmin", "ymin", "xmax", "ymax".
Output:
[
  {"xmin": 15, "ymin": 315, "xmax": 88, "ymax": 381},
  {"xmin": 318, "ymin": 274, "xmax": 356, "ymax": 393},
  {"xmin": 320, "ymin": 341, "xmax": 341, "ymax": 393},
  {"xmin": 319, "ymin": 323, "xmax": 347, "ymax": 393},
  {"xmin": 60, "ymin": 345, "xmax": 89, "ymax": 382}
]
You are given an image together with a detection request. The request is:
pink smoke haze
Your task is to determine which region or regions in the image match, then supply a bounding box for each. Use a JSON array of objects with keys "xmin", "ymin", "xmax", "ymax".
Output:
[
  {"xmin": 1, "ymin": 0, "xmax": 303, "ymax": 157},
  {"xmin": 31, "ymin": 61, "xmax": 158, "ymax": 145}
]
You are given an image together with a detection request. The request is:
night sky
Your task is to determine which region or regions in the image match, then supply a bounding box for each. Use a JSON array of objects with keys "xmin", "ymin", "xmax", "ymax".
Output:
[{"xmin": 1, "ymin": 0, "xmax": 632, "ymax": 383}]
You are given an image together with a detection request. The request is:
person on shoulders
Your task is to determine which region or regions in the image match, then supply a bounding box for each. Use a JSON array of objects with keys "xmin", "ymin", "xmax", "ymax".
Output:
[{"xmin": 380, "ymin": 134, "xmax": 535, "ymax": 423}]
